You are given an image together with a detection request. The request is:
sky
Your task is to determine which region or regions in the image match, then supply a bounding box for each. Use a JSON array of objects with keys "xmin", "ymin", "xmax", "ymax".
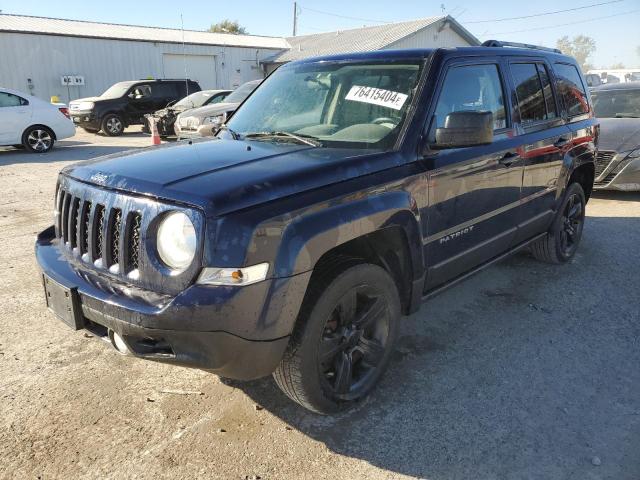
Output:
[{"xmin": 0, "ymin": 0, "xmax": 638, "ymax": 67}]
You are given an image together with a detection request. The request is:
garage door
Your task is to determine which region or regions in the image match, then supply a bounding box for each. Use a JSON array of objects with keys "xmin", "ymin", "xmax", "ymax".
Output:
[{"xmin": 162, "ymin": 54, "xmax": 217, "ymax": 90}]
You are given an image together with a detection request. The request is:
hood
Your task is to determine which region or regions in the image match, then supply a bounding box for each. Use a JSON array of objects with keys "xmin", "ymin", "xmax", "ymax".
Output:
[
  {"xmin": 155, "ymin": 105, "xmax": 188, "ymax": 116},
  {"xmin": 598, "ymin": 117, "xmax": 640, "ymax": 152},
  {"xmin": 69, "ymin": 96, "xmax": 101, "ymax": 105},
  {"xmin": 62, "ymin": 138, "xmax": 401, "ymax": 215},
  {"xmin": 179, "ymin": 102, "xmax": 240, "ymax": 120}
]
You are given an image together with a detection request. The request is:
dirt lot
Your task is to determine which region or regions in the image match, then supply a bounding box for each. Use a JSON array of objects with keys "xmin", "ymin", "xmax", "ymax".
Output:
[{"xmin": 1, "ymin": 129, "xmax": 639, "ymax": 480}]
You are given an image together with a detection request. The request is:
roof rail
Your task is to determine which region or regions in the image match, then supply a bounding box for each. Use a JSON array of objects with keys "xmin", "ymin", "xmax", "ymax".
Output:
[{"xmin": 482, "ymin": 40, "xmax": 561, "ymax": 54}]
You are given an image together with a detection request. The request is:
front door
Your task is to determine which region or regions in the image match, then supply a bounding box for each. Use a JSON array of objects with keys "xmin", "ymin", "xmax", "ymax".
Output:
[
  {"xmin": 125, "ymin": 84, "xmax": 155, "ymax": 125},
  {"xmin": 422, "ymin": 60, "xmax": 524, "ymax": 290},
  {"xmin": 0, "ymin": 91, "xmax": 32, "ymax": 144}
]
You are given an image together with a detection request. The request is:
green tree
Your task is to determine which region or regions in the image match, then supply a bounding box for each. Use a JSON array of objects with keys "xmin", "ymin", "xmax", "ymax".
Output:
[
  {"xmin": 610, "ymin": 62, "xmax": 626, "ymax": 69},
  {"xmin": 208, "ymin": 20, "xmax": 247, "ymax": 35},
  {"xmin": 556, "ymin": 35, "xmax": 596, "ymax": 72}
]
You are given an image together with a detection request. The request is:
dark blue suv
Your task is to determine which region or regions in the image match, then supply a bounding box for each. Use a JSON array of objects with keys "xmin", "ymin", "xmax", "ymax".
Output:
[{"xmin": 36, "ymin": 41, "xmax": 597, "ymax": 414}]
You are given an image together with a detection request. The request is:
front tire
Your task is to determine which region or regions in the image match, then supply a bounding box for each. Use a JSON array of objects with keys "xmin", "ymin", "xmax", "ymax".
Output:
[
  {"xmin": 531, "ymin": 182, "xmax": 586, "ymax": 264},
  {"xmin": 274, "ymin": 262, "xmax": 400, "ymax": 414},
  {"xmin": 101, "ymin": 114, "xmax": 124, "ymax": 136},
  {"xmin": 22, "ymin": 126, "xmax": 55, "ymax": 153}
]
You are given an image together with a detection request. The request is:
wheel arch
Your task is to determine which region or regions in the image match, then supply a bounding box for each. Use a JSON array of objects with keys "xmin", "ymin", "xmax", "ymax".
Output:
[
  {"xmin": 567, "ymin": 161, "xmax": 595, "ymax": 202},
  {"xmin": 21, "ymin": 123, "xmax": 56, "ymax": 141}
]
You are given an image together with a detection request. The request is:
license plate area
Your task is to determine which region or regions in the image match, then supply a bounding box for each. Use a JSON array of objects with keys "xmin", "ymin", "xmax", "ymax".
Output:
[{"xmin": 43, "ymin": 274, "xmax": 84, "ymax": 330}]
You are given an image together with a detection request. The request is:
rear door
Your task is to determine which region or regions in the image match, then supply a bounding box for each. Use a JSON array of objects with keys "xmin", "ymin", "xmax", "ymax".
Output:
[
  {"xmin": 507, "ymin": 59, "xmax": 571, "ymax": 243},
  {"xmin": 0, "ymin": 91, "xmax": 32, "ymax": 144},
  {"xmin": 423, "ymin": 58, "xmax": 524, "ymax": 290}
]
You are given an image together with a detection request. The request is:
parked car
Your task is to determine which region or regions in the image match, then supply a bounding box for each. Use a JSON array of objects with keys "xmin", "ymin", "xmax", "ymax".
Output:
[
  {"xmin": 36, "ymin": 42, "xmax": 597, "ymax": 414},
  {"xmin": 587, "ymin": 69, "xmax": 640, "ymax": 84},
  {"xmin": 174, "ymin": 80, "xmax": 260, "ymax": 138},
  {"xmin": 585, "ymin": 73, "xmax": 602, "ymax": 88},
  {"xmin": 0, "ymin": 87, "xmax": 75, "ymax": 153},
  {"xmin": 591, "ymin": 82, "xmax": 640, "ymax": 190},
  {"xmin": 145, "ymin": 89, "xmax": 232, "ymax": 138},
  {"xmin": 69, "ymin": 79, "xmax": 201, "ymax": 136}
]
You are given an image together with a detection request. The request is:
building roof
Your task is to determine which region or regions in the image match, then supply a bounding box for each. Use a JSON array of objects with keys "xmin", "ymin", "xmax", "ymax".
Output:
[
  {"xmin": 0, "ymin": 14, "xmax": 289, "ymax": 49},
  {"xmin": 267, "ymin": 16, "xmax": 479, "ymax": 63}
]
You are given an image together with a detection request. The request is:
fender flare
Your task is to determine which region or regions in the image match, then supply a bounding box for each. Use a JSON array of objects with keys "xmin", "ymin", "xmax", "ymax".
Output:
[{"xmin": 272, "ymin": 190, "xmax": 424, "ymax": 281}]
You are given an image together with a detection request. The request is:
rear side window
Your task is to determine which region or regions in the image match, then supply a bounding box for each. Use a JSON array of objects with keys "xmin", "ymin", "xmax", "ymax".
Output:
[
  {"xmin": 153, "ymin": 83, "xmax": 178, "ymax": 99},
  {"xmin": 0, "ymin": 92, "xmax": 27, "ymax": 107},
  {"xmin": 434, "ymin": 64, "xmax": 507, "ymax": 130},
  {"xmin": 510, "ymin": 63, "xmax": 557, "ymax": 123},
  {"xmin": 554, "ymin": 63, "xmax": 589, "ymax": 117}
]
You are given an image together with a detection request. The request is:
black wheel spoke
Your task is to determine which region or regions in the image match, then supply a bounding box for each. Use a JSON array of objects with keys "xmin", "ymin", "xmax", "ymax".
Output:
[
  {"xmin": 358, "ymin": 336, "xmax": 385, "ymax": 367},
  {"xmin": 338, "ymin": 290, "xmax": 357, "ymax": 325},
  {"xmin": 334, "ymin": 352, "xmax": 353, "ymax": 394},
  {"xmin": 353, "ymin": 296, "xmax": 385, "ymax": 329},
  {"xmin": 319, "ymin": 334, "xmax": 346, "ymax": 363},
  {"xmin": 568, "ymin": 202, "xmax": 582, "ymax": 220}
]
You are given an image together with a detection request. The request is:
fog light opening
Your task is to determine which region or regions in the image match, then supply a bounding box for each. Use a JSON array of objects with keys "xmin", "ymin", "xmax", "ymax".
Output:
[{"xmin": 108, "ymin": 330, "xmax": 130, "ymax": 355}]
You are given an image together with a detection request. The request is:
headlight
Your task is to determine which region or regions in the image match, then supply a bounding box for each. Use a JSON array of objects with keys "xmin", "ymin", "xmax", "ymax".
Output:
[
  {"xmin": 203, "ymin": 114, "xmax": 224, "ymax": 126},
  {"xmin": 76, "ymin": 101, "xmax": 94, "ymax": 110},
  {"xmin": 156, "ymin": 212, "xmax": 196, "ymax": 271},
  {"xmin": 197, "ymin": 263, "xmax": 269, "ymax": 286}
]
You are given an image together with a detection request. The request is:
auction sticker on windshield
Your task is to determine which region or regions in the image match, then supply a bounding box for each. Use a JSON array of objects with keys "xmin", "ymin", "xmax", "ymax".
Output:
[{"xmin": 345, "ymin": 85, "xmax": 408, "ymax": 111}]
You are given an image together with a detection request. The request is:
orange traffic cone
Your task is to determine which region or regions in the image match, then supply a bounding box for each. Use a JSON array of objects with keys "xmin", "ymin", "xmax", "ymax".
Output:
[{"xmin": 149, "ymin": 116, "xmax": 161, "ymax": 146}]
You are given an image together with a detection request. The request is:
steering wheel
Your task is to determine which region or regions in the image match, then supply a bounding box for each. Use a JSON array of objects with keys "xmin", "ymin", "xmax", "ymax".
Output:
[{"xmin": 372, "ymin": 117, "xmax": 396, "ymax": 125}]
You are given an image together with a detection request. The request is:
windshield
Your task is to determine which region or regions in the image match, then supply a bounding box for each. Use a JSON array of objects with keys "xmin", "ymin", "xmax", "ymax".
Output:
[
  {"xmin": 100, "ymin": 82, "xmax": 134, "ymax": 99},
  {"xmin": 592, "ymin": 89, "xmax": 640, "ymax": 118},
  {"xmin": 226, "ymin": 60, "xmax": 424, "ymax": 150},
  {"xmin": 175, "ymin": 91, "xmax": 221, "ymax": 109},
  {"xmin": 224, "ymin": 81, "xmax": 260, "ymax": 103}
]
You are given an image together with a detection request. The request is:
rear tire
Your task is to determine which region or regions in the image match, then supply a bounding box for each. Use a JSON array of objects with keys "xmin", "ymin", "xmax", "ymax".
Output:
[
  {"xmin": 274, "ymin": 261, "xmax": 400, "ymax": 414},
  {"xmin": 22, "ymin": 126, "xmax": 55, "ymax": 153},
  {"xmin": 531, "ymin": 182, "xmax": 586, "ymax": 264},
  {"xmin": 101, "ymin": 114, "xmax": 124, "ymax": 136}
]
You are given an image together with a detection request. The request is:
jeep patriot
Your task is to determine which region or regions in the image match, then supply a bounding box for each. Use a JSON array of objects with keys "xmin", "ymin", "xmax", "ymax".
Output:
[{"xmin": 36, "ymin": 41, "xmax": 597, "ymax": 413}]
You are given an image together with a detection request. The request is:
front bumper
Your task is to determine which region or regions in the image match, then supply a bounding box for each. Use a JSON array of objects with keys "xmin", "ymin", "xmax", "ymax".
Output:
[
  {"xmin": 594, "ymin": 155, "xmax": 640, "ymax": 191},
  {"xmin": 70, "ymin": 111, "xmax": 101, "ymax": 130},
  {"xmin": 35, "ymin": 226, "xmax": 311, "ymax": 380}
]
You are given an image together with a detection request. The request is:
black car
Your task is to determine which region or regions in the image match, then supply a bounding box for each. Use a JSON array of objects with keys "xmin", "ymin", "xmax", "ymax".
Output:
[
  {"xmin": 590, "ymin": 82, "xmax": 640, "ymax": 190},
  {"xmin": 36, "ymin": 42, "xmax": 597, "ymax": 414},
  {"xmin": 145, "ymin": 89, "xmax": 232, "ymax": 138},
  {"xmin": 69, "ymin": 79, "xmax": 201, "ymax": 136}
]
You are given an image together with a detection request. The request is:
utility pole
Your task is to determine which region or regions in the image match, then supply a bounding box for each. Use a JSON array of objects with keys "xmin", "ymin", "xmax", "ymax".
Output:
[{"xmin": 292, "ymin": 2, "xmax": 299, "ymax": 37}]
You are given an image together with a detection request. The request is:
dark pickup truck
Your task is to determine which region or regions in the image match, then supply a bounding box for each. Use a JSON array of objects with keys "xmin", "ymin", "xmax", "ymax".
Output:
[{"xmin": 36, "ymin": 42, "xmax": 597, "ymax": 414}]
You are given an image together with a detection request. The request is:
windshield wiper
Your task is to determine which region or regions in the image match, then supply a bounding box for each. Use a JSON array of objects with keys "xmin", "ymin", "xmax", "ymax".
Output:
[
  {"xmin": 243, "ymin": 131, "xmax": 322, "ymax": 147},
  {"xmin": 217, "ymin": 125, "xmax": 240, "ymax": 140}
]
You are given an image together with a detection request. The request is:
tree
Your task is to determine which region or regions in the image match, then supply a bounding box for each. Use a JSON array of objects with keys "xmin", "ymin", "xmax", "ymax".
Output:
[
  {"xmin": 208, "ymin": 20, "xmax": 247, "ymax": 35},
  {"xmin": 556, "ymin": 35, "xmax": 596, "ymax": 72},
  {"xmin": 610, "ymin": 62, "xmax": 626, "ymax": 69}
]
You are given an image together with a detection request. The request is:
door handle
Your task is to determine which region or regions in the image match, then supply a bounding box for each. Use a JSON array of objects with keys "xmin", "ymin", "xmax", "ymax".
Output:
[
  {"xmin": 499, "ymin": 151, "xmax": 518, "ymax": 166},
  {"xmin": 554, "ymin": 137, "xmax": 570, "ymax": 148}
]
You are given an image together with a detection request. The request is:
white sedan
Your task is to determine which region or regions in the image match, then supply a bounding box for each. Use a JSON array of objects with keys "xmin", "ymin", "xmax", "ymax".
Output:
[{"xmin": 0, "ymin": 88, "xmax": 76, "ymax": 153}]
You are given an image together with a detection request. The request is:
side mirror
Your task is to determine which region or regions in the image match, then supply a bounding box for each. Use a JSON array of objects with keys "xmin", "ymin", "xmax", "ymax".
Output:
[{"xmin": 433, "ymin": 111, "xmax": 494, "ymax": 149}]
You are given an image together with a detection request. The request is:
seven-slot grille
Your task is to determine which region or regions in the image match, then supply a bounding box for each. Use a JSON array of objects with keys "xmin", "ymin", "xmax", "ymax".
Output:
[
  {"xmin": 55, "ymin": 186, "xmax": 141, "ymax": 276},
  {"xmin": 594, "ymin": 151, "xmax": 616, "ymax": 179}
]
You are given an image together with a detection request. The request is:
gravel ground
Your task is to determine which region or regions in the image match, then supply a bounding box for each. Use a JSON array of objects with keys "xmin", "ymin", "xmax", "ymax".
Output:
[{"xmin": 1, "ymin": 129, "xmax": 639, "ymax": 480}]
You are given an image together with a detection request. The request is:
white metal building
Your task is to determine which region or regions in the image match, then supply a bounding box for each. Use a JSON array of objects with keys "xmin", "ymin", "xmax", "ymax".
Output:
[
  {"xmin": 0, "ymin": 14, "xmax": 288, "ymax": 103},
  {"xmin": 263, "ymin": 16, "xmax": 479, "ymax": 74},
  {"xmin": 0, "ymin": 14, "xmax": 479, "ymax": 104}
]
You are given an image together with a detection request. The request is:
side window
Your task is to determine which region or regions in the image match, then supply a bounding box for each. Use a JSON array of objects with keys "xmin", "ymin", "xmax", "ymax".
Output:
[
  {"xmin": 434, "ymin": 64, "xmax": 507, "ymax": 130},
  {"xmin": 0, "ymin": 92, "xmax": 25, "ymax": 108},
  {"xmin": 510, "ymin": 63, "xmax": 548, "ymax": 123},
  {"xmin": 153, "ymin": 83, "xmax": 178, "ymax": 99},
  {"xmin": 130, "ymin": 84, "xmax": 152, "ymax": 99},
  {"xmin": 537, "ymin": 64, "xmax": 557, "ymax": 119},
  {"xmin": 554, "ymin": 63, "xmax": 589, "ymax": 117}
]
